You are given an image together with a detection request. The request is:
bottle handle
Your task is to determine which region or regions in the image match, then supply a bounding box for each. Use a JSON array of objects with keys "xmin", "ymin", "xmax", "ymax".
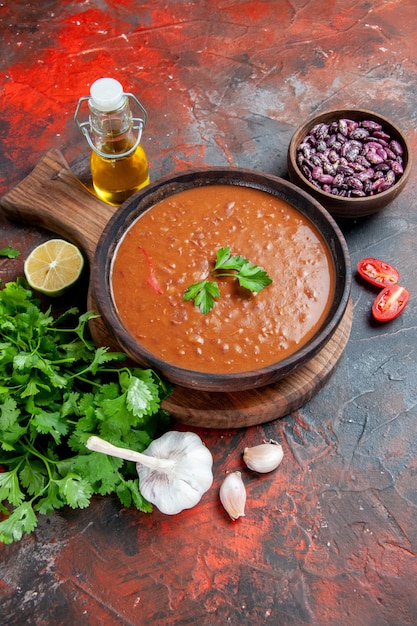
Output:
[{"xmin": 74, "ymin": 93, "xmax": 147, "ymax": 159}]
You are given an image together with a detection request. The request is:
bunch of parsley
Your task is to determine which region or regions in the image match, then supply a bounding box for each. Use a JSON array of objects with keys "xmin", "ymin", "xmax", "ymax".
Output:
[{"xmin": 0, "ymin": 280, "xmax": 172, "ymax": 544}]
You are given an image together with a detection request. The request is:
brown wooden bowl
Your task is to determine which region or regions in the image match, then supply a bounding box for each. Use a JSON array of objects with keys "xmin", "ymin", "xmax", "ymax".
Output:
[
  {"xmin": 93, "ymin": 168, "xmax": 351, "ymax": 392},
  {"xmin": 287, "ymin": 109, "xmax": 411, "ymax": 219}
]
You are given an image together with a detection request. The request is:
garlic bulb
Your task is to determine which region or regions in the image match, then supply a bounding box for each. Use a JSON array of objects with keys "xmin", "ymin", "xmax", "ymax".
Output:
[
  {"xmin": 86, "ymin": 431, "xmax": 213, "ymax": 515},
  {"xmin": 243, "ymin": 440, "xmax": 284, "ymax": 473},
  {"xmin": 219, "ymin": 471, "xmax": 246, "ymax": 521}
]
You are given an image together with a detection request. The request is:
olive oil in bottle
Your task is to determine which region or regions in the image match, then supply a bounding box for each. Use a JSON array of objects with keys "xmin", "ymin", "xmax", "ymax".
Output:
[{"xmin": 75, "ymin": 77, "xmax": 150, "ymax": 205}]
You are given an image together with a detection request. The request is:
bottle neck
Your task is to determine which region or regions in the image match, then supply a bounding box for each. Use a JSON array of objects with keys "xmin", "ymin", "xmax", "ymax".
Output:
[
  {"xmin": 75, "ymin": 92, "xmax": 147, "ymax": 160},
  {"xmin": 89, "ymin": 98, "xmax": 135, "ymax": 154}
]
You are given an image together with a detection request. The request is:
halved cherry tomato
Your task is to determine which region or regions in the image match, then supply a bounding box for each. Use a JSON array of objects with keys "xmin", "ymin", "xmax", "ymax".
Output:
[
  {"xmin": 372, "ymin": 284, "xmax": 410, "ymax": 322},
  {"xmin": 357, "ymin": 257, "xmax": 400, "ymax": 288}
]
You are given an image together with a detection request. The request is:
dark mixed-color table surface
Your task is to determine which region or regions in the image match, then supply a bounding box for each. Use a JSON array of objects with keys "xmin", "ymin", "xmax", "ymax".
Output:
[{"xmin": 1, "ymin": 1, "xmax": 416, "ymax": 625}]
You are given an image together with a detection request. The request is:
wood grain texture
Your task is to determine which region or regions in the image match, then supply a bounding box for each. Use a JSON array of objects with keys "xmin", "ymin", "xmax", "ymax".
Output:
[{"xmin": 0, "ymin": 149, "xmax": 115, "ymax": 265}]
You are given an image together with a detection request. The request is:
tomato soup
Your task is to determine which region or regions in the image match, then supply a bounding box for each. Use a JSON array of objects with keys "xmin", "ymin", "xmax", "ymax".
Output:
[{"xmin": 111, "ymin": 185, "xmax": 335, "ymax": 373}]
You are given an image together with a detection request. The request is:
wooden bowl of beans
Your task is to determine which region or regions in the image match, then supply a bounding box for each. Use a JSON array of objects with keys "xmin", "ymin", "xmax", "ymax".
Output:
[
  {"xmin": 287, "ymin": 109, "xmax": 411, "ymax": 219},
  {"xmin": 93, "ymin": 168, "xmax": 351, "ymax": 392}
]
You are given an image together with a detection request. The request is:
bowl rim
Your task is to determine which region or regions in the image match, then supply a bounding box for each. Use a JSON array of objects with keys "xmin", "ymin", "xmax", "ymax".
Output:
[
  {"xmin": 93, "ymin": 167, "xmax": 352, "ymax": 391},
  {"xmin": 287, "ymin": 107, "xmax": 412, "ymax": 210}
]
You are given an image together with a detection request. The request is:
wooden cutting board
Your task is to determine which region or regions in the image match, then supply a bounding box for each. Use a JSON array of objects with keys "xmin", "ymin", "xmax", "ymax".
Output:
[{"xmin": 0, "ymin": 149, "xmax": 352, "ymax": 428}]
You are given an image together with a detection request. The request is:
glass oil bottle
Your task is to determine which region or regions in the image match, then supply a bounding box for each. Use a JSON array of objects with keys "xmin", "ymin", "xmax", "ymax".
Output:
[{"xmin": 75, "ymin": 77, "xmax": 150, "ymax": 205}]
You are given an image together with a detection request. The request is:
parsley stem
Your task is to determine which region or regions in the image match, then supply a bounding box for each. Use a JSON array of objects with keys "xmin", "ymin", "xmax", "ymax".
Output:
[
  {"xmin": 212, "ymin": 271, "xmax": 239, "ymax": 278},
  {"xmin": 23, "ymin": 437, "xmax": 57, "ymax": 473},
  {"xmin": 70, "ymin": 372, "xmax": 103, "ymax": 386}
]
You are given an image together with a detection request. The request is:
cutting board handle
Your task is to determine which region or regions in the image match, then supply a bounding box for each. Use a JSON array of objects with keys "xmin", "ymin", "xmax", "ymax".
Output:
[{"xmin": 0, "ymin": 149, "xmax": 117, "ymax": 265}]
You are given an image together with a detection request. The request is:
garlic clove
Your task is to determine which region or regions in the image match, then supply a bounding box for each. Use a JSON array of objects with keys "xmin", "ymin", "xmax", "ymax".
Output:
[
  {"xmin": 243, "ymin": 440, "xmax": 283, "ymax": 473},
  {"xmin": 219, "ymin": 471, "xmax": 246, "ymax": 521}
]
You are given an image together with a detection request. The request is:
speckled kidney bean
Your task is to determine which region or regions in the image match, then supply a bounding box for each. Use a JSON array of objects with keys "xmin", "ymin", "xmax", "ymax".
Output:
[
  {"xmin": 390, "ymin": 160, "xmax": 404, "ymax": 175},
  {"xmin": 350, "ymin": 127, "xmax": 369, "ymax": 141},
  {"xmin": 390, "ymin": 140, "xmax": 403, "ymax": 156},
  {"xmin": 332, "ymin": 173, "xmax": 344, "ymax": 188},
  {"xmin": 295, "ymin": 117, "xmax": 405, "ymax": 198},
  {"xmin": 366, "ymin": 151, "xmax": 384, "ymax": 165},
  {"xmin": 385, "ymin": 170, "xmax": 396, "ymax": 185},
  {"xmin": 318, "ymin": 174, "xmax": 334, "ymax": 185},
  {"xmin": 361, "ymin": 120, "xmax": 382, "ymax": 131},
  {"xmin": 348, "ymin": 176, "xmax": 364, "ymax": 190}
]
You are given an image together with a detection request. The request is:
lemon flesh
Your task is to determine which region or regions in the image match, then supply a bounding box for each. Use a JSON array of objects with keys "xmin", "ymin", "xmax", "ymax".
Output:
[{"xmin": 24, "ymin": 239, "xmax": 84, "ymax": 296}]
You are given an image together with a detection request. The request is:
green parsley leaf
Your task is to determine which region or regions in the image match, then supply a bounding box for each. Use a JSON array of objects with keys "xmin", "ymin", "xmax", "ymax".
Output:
[
  {"xmin": 236, "ymin": 261, "xmax": 273, "ymax": 293},
  {"xmin": 0, "ymin": 423, "xmax": 27, "ymax": 450},
  {"xmin": 184, "ymin": 280, "xmax": 220, "ymax": 314},
  {"xmin": 35, "ymin": 483, "xmax": 64, "ymax": 515},
  {"xmin": 72, "ymin": 452, "xmax": 123, "ymax": 495},
  {"xmin": 214, "ymin": 247, "xmax": 246, "ymax": 271},
  {"xmin": 19, "ymin": 460, "xmax": 47, "ymax": 496},
  {"xmin": 0, "ymin": 396, "xmax": 20, "ymax": 430},
  {"xmin": 0, "ymin": 502, "xmax": 38, "ymax": 544},
  {"xmin": 126, "ymin": 369, "xmax": 169, "ymax": 418},
  {"xmin": 115, "ymin": 479, "xmax": 135, "ymax": 508},
  {"xmin": 0, "ymin": 247, "xmax": 20, "ymax": 259},
  {"xmin": 128, "ymin": 478, "xmax": 153, "ymax": 512},
  {"xmin": 56, "ymin": 474, "xmax": 93, "ymax": 509},
  {"xmin": 0, "ymin": 470, "xmax": 25, "ymax": 507},
  {"xmin": 30, "ymin": 409, "xmax": 69, "ymax": 444}
]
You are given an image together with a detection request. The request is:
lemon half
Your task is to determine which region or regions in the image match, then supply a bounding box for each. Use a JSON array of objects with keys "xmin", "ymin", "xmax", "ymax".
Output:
[{"xmin": 24, "ymin": 239, "xmax": 84, "ymax": 296}]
